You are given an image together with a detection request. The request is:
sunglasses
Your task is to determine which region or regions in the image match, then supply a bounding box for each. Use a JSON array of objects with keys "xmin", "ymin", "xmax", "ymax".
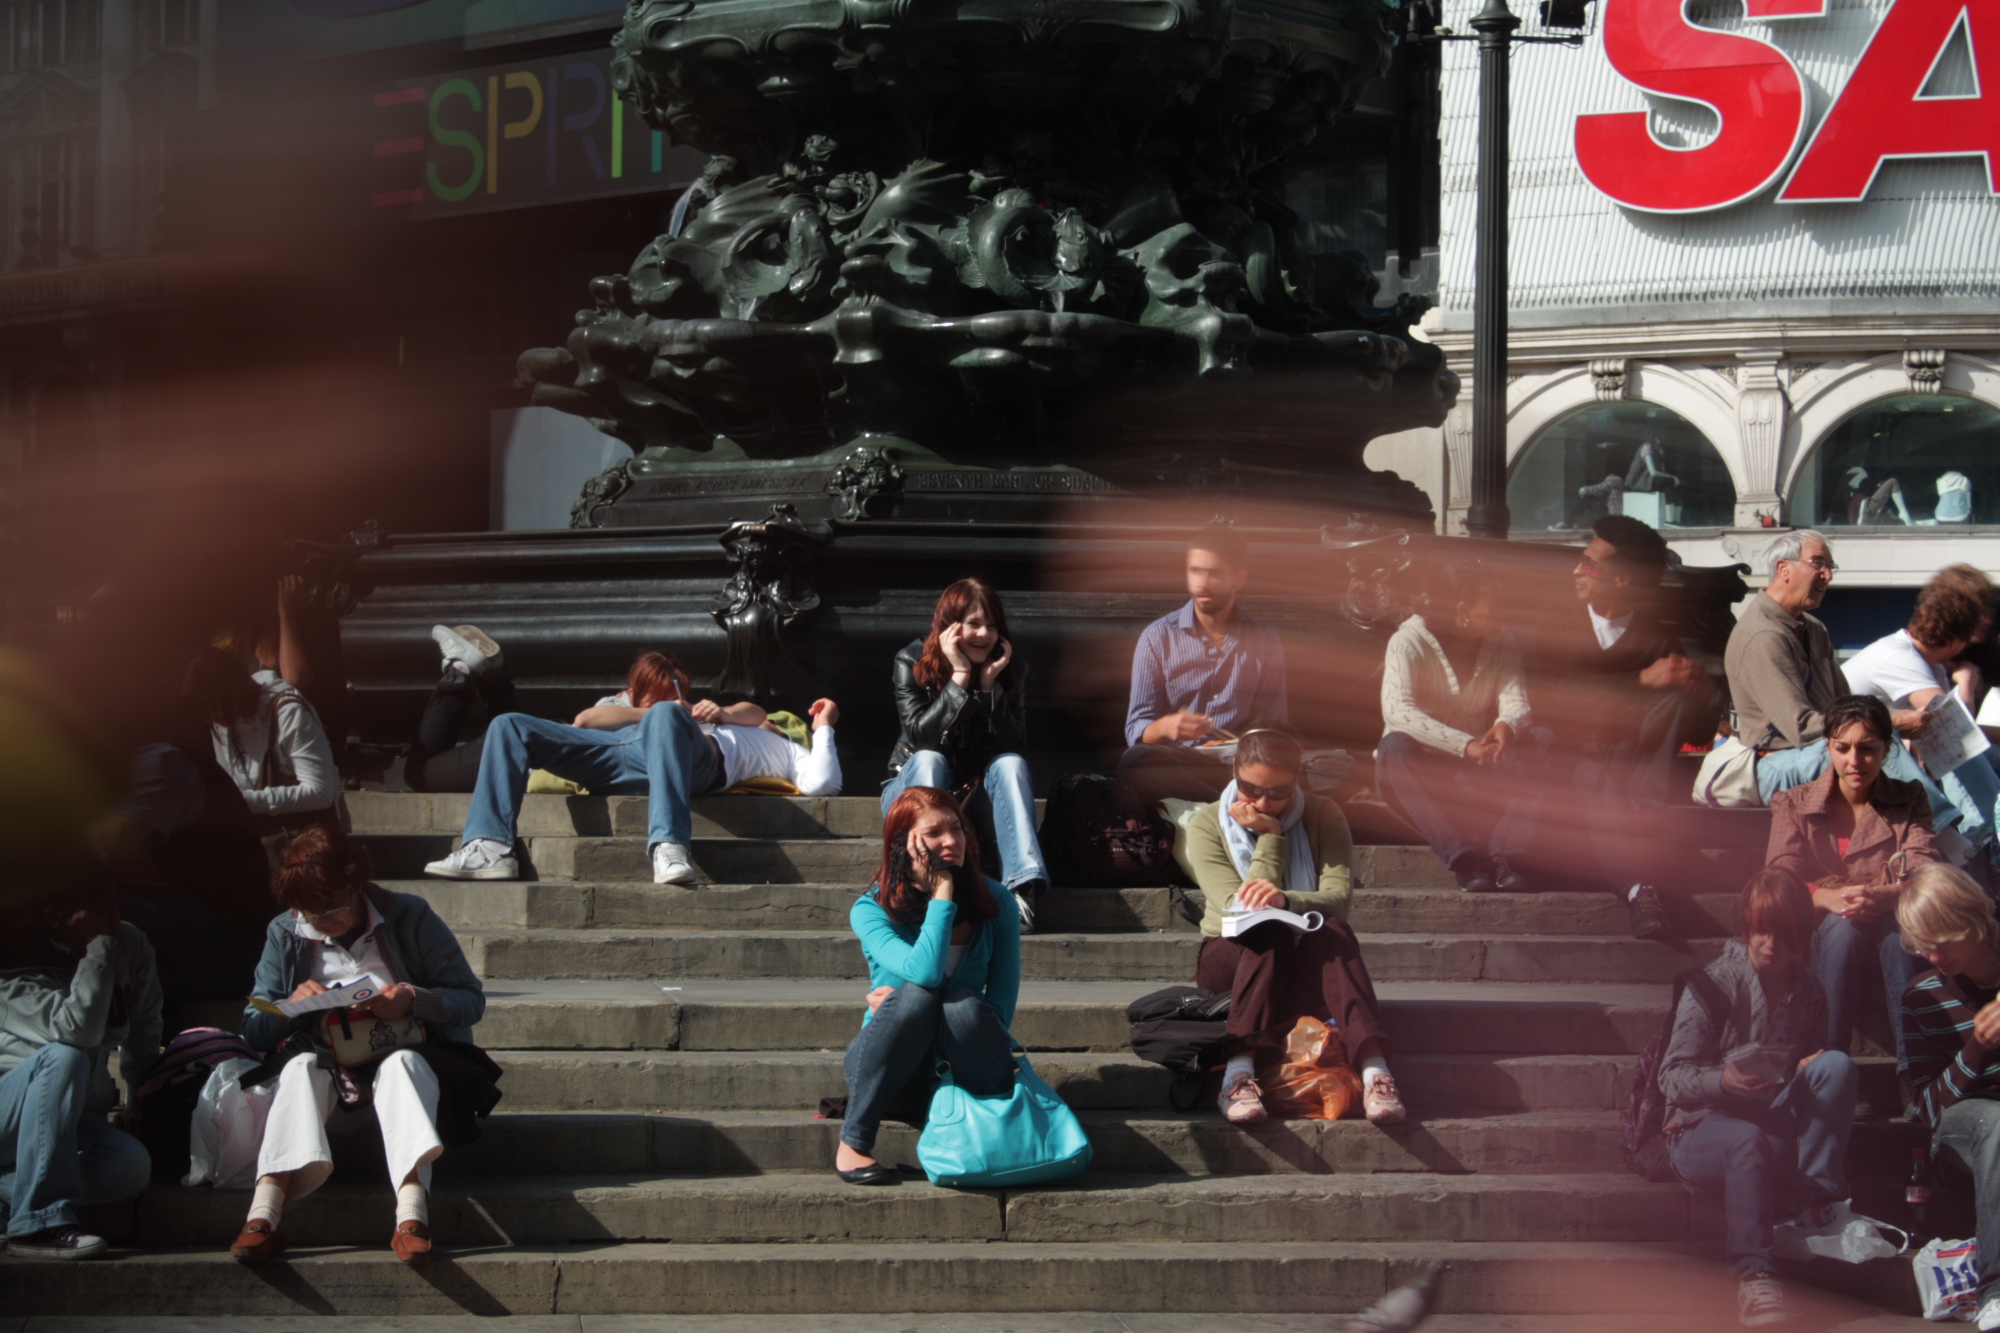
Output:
[{"xmin": 1236, "ymin": 776, "xmax": 1297, "ymax": 803}]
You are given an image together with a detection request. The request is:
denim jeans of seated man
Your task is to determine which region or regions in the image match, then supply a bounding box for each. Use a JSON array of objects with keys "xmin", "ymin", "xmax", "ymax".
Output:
[
  {"xmin": 463, "ymin": 702, "xmax": 721, "ymax": 851},
  {"xmin": 1670, "ymin": 1050, "xmax": 1858, "ymax": 1280},
  {"xmin": 880, "ymin": 750, "xmax": 1048, "ymax": 891},
  {"xmin": 1936, "ymin": 1097, "xmax": 2000, "ymax": 1305},
  {"xmin": 0, "ymin": 1044, "xmax": 152, "ymax": 1237},
  {"xmin": 839, "ymin": 982, "xmax": 1016, "ymax": 1155}
]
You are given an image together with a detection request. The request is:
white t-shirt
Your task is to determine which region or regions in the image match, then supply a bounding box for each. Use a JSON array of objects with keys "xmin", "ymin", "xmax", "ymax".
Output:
[
  {"xmin": 1841, "ymin": 629, "xmax": 1949, "ymax": 706},
  {"xmin": 1588, "ymin": 605, "xmax": 1633, "ymax": 651},
  {"xmin": 593, "ymin": 693, "xmax": 841, "ymax": 795}
]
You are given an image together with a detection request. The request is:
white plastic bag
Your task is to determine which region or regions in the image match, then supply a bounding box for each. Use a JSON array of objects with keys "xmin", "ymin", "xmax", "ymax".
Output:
[
  {"xmin": 183, "ymin": 1057, "xmax": 274, "ymax": 1189},
  {"xmin": 1914, "ymin": 1237, "xmax": 1982, "ymax": 1322}
]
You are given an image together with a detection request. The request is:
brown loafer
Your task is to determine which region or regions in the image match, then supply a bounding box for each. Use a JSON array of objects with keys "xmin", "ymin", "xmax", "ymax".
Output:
[
  {"xmin": 392, "ymin": 1219, "xmax": 434, "ymax": 1264},
  {"xmin": 229, "ymin": 1218, "xmax": 289, "ymax": 1263}
]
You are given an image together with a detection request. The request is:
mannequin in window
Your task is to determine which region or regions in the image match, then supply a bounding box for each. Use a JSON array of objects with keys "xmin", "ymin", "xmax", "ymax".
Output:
[
  {"xmin": 1934, "ymin": 471, "xmax": 1973, "ymax": 524},
  {"xmin": 1840, "ymin": 466, "xmax": 1912, "ymax": 526},
  {"xmin": 1623, "ymin": 438, "xmax": 1680, "ymax": 495}
]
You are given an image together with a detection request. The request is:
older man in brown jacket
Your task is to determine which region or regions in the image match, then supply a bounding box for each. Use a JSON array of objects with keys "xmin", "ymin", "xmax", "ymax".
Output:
[{"xmin": 1724, "ymin": 529, "xmax": 1846, "ymax": 804}]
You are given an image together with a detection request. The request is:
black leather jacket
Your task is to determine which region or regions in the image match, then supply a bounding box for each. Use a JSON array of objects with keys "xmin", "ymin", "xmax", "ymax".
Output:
[{"xmin": 887, "ymin": 638, "xmax": 1030, "ymax": 778}]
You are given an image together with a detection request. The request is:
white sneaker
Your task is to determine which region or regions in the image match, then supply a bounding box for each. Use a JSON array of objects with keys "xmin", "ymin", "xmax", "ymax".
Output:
[
  {"xmin": 424, "ymin": 838, "xmax": 518, "ymax": 880},
  {"xmin": 432, "ymin": 624, "xmax": 501, "ymax": 676},
  {"xmin": 653, "ymin": 842, "xmax": 698, "ymax": 885},
  {"xmin": 1977, "ymin": 1296, "xmax": 2000, "ymax": 1332},
  {"xmin": 1737, "ymin": 1273, "xmax": 1791, "ymax": 1327}
]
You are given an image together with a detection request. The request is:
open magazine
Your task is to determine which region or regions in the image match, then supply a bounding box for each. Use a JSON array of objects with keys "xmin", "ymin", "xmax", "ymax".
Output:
[
  {"xmin": 1221, "ymin": 906, "xmax": 1325, "ymax": 937},
  {"xmin": 247, "ymin": 976, "xmax": 385, "ymax": 1018}
]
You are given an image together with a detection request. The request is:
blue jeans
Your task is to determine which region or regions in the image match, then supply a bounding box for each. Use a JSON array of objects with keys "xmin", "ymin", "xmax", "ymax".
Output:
[
  {"xmin": 1374, "ymin": 729, "xmax": 1541, "ymax": 869},
  {"xmin": 1755, "ymin": 741, "xmax": 1828, "ymax": 805},
  {"xmin": 1936, "ymin": 1097, "xmax": 2000, "ymax": 1303},
  {"xmin": 1670, "ymin": 1051, "xmax": 1858, "ymax": 1279},
  {"xmin": 881, "ymin": 751, "xmax": 1048, "ymax": 890},
  {"xmin": 841, "ymin": 982, "xmax": 1016, "ymax": 1154},
  {"xmin": 0, "ymin": 1044, "xmax": 151, "ymax": 1237},
  {"xmin": 463, "ymin": 704, "xmax": 721, "ymax": 850},
  {"xmin": 1813, "ymin": 909, "xmax": 1920, "ymax": 1075}
]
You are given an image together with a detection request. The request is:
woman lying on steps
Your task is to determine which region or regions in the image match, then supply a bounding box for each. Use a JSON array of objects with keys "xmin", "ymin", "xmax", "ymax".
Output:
[
  {"xmin": 1184, "ymin": 720, "xmax": 1403, "ymax": 1126},
  {"xmin": 835, "ymin": 786, "xmax": 1021, "ymax": 1185}
]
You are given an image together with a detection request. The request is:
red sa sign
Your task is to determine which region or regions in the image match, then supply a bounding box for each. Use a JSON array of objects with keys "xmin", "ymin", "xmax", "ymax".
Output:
[{"xmin": 1575, "ymin": 0, "xmax": 1999, "ymax": 212}]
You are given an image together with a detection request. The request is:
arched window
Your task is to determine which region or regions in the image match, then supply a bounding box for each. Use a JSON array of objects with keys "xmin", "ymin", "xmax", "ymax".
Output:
[
  {"xmin": 1507, "ymin": 402, "xmax": 1735, "ymax": 532},
  {"xmin": 1791, "ymin": 395, "xmax": 2000, "ymax": 528}
]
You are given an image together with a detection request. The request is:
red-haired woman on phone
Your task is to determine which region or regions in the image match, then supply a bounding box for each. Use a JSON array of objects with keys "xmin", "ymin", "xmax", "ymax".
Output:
[
  {"xmin": 835, "ymin": 787, "xmax": 1021, "ymax": 1184},
  {"xmin": 885, "ymin": 578, "xmax": 1048, "ymax": 931}
]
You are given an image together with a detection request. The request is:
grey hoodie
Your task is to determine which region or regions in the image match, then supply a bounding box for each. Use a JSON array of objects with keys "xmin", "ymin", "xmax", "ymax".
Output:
[
  {"xmin": 1659, "ymin": 938, "xmax": 1827, "ymax": 1134},
  {"xmin": 0, "ymin": 924, "xmax": 163, "ymax": 1115}
]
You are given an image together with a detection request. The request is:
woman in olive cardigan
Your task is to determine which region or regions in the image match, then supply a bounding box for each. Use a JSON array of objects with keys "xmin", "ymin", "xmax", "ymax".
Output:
[{"xmin": 1185, "ymin": 722, "xmax": 1403, "ymax": 1126}]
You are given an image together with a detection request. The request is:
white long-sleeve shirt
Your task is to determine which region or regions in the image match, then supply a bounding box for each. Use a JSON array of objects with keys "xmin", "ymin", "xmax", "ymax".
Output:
[
  {"xmin": 1379, "ymin": 614, "xmax": 1533, "ymax": 757},
  {"xmin": 211, "ymin": 670, "xmax": 339, "ymax": 816},
  {"xmin": 593, "ymin": 693, "xmax": 842, "ymax": 795}
]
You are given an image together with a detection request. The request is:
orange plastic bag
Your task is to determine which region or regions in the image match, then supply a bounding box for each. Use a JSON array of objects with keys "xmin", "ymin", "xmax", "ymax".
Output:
[{"xmin": 1256, "ymin": 1016, "xmax": 1363, "ymax": 1120}]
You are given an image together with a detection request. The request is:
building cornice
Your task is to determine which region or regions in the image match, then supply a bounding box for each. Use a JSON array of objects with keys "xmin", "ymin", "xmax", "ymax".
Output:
[{"xmin": 1428, "ymin": 315, "xmax": 2000, "ymax": 368}]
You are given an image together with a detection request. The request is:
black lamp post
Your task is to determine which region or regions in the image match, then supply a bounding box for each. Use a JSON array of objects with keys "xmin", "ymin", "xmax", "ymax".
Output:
[{"xmin": 1419, "ymin": 0, "xmax": 1592, "ymax": 541}]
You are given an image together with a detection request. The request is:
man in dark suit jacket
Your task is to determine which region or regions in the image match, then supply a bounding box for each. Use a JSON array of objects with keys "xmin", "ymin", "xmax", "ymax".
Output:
[{"xmin": 1551, "ymin": 516, "xmax": 1715, "ymax": 940}]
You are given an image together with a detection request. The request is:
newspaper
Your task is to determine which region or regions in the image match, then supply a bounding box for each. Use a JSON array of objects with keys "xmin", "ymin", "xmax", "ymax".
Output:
[
  {"xmin": 247, "ymin": 976, "xmax": 385, "ymax": 1018},
  {"xmin": 1916, "ymin": 692, "xmax": 1991, "ymax": 777}
]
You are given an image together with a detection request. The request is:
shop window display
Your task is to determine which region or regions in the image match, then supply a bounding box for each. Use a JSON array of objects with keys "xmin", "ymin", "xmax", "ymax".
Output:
[
  {"xmin": 1793, "ymin": 395, "xmax": 2000, "ymax": 527},
  {"xmin": 1507, "ymin": 402, "xmax": 1735, "ymax": 531}
]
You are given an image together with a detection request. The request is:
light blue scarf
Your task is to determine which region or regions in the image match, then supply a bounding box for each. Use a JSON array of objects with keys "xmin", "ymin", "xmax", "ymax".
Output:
[{"xmin": 1216, "ymin": 780, "xmax": 1318, "ymax": 905}]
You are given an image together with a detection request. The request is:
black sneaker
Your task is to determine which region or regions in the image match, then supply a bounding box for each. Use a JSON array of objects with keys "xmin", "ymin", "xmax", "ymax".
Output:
[
  {"xmin": 1013, "ymin": 881, "xmax": 1044, "ymax": 935},
  {"xmin": 6, "ymin": 1225, "xmax": 108, "ymax": 1260},
  {"xmin": 1492, "ymin": 859, "xmax": 1530, "ymax": 893},
  {"xmin": 1453, "ymin": 857, "xmax": 1497, "ymax": 893},
  {"xmin": 1628, "ymin": 885, "xmax": 1670, "ymax": 941}
]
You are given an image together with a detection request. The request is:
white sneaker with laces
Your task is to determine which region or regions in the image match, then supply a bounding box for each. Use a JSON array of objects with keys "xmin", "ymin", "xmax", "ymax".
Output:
[
  {"xmin": 424, "ymin": 838, "xmax": 518, "ymax": 880},
  {"xmin": 1218, "ymin": 1072, "xmax": 1268, "ymax": 1124},
  {"xmin": 431, "ymin": 624, "xmax": 500, "ymax": 677},
  {"xmin": 653, "ymin": 842, "xmax": 698, "ymax": 885},
  {"xmin": 1737, "ymin": 1273, "xmax": 1791, "ymax": 1327},
  {"xmin": 1979, "ymin": 1296, "xmax": 2000, "ymax": 1332}
]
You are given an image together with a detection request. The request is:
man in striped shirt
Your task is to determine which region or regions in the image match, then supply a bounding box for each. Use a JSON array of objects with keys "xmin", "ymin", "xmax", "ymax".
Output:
[
  {"xmin": 1899, "ymin": 863, "xmax": 2000, "ymax": 1332},
  {"xmin": 1118, "ymin": 524, "xmax": 1289, "ymax": 802}
]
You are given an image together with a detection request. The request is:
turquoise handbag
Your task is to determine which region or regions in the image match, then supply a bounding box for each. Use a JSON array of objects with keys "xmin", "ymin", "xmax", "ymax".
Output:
[{"xmin": 916, "ymin": 1050, "xmax": 1094, "ymax": 1188}]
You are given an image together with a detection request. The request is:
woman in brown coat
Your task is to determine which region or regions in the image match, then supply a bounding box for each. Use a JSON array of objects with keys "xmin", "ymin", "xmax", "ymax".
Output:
[{"xmin": 1766, "ymin": 694, "xmax": 1939, "ymax": 1096}]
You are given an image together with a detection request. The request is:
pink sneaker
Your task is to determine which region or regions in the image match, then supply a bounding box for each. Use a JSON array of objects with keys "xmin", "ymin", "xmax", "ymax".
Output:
[{"xmin": 1219, "ymin": 1074, "xmax": 1268, "ymax": 1124}]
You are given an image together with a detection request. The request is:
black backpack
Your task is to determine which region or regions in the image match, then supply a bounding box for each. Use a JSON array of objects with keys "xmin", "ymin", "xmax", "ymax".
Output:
[
  {"xmin": 1128, "ymin": 985, "xmax": 1232, "ymax": 1110},
  {"xmin": 1623, "ymin": 967, "xmax": 1728, "ymax": 1182},
  {"xmin": 128, "ymin": 1026, "xmax": 260, "ymax": 1180},
  {"xmin": 1040, "ymin": 774, "xmax": 1178, "ymax": 888}
]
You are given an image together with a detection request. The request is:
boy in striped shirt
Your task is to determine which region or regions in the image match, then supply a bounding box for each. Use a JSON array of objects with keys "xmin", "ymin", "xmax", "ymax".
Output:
[{"xmin": 1899, "ymin": 862, "xmax": 2000, "ymax": 1332}]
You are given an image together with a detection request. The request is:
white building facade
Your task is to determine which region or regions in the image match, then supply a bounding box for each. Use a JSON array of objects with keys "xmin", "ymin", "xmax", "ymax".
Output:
[{"xmin": 1376, "ymin": 0, "xmax": 2000, "ymax": 643}]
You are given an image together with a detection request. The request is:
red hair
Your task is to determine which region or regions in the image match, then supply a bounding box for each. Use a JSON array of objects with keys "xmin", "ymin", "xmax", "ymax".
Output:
[
  {"xmin": 273, "ymin": 825, "xmax": 373, "ymax": 915},
  {"xmin": 913, "ymin": 578, "xmax": 1019, "ymax": 695},
  {"xmin": 1741, "ymin": 868, "xmax": 1817, "ymax": 962},
  {"xmin": 627, "ymin": 651, "xmax": 692, "ymax": 710},
  {"xmin": 874, "ymin": 787, "xmax": 997, "ymax": 928}
]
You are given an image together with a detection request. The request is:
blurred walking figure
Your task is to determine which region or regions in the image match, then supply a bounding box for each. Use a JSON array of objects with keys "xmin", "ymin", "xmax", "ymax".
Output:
[
  {"xmin": 1548, "ymin": 516, "xmax": 1713, "ymax": 939},
  {"xmin": 1659, "ymin": 868, "xmax": 1858, "ymax": 1328},
  {"xmin": 1374, "ymin": 562, "xmax": 1541, "ymax": 894},
  {"xmin": 1766, "ymin": 695, "xmax": 1939, "ymax": 1099},
  {"xmin": 1120, "ymin": 524, "xmax": 1289, "ymax": 803},
  {"xmin": 884, "ymin": 578, "xmax": 1048, "ymax": 931},
  {"xmin": 1722, "ymin": 530, "xmax": 1843, "ymax": 804},
  {"xmin": 1899, "ymin": 863, "xmax": 2000, "ymax": 1331},
  {"xmin": 1182, "ymin": 722, "xmax": 1401, "ymax": 1125}
]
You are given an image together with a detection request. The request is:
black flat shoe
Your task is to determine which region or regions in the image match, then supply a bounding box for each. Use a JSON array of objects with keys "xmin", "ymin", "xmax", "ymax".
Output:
[{"xmin": 837, "ymin": 1162, "xmax": 900, "ymax": 1185}]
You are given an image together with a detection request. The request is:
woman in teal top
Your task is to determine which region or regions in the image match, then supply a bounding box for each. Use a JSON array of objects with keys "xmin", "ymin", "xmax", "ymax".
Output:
[{"xmin": 836, "ymin": 786, "xmax": 1021, "ymax": 1184}]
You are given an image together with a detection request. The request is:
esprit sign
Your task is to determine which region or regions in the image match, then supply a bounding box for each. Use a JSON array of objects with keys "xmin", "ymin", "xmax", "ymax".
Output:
[{"xmin": 1576, "ymin": 0, "xmax": 1997, "ymax": 211}]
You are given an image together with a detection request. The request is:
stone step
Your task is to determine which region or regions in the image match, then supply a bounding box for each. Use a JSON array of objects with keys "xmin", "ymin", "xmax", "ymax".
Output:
[
  {"xmin": 350, "ymin": 792, "xmax": 893, "ymax": 840},
  {"xmin": 82, "ymin": 1172, "xmax": 1695, "ymax": 1248},
  {"xmin": 0, "ymin": 1239, "xmax": 1767, "ymax": 1317},
  {"xmin": 480, "ymin": 1047, "xmax": 1905, "ymax": 1117},
  {"xmin": 391, "ymin": 878, "xmax": 1742, "ymax": 938},
  {"xmin": 206, "ymin": 1105, "xmax": 1635, "ymax": 1178},
  {"xmin": 474, "ymin": 979, "xmax": 1673, "ymax": 1054},
  {"xmin": 458, "ymin": 927, "xmax": 1724, "ymax": 985}
]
